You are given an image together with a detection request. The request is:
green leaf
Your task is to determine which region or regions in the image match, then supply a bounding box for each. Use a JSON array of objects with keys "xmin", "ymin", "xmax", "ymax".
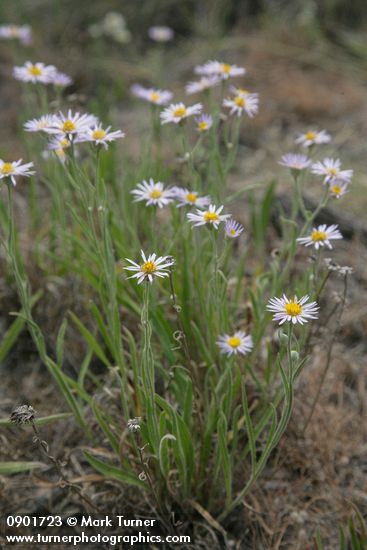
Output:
[
  {"xmin": 0, "ymin": 461, "xmax": 47, "ymax": 474},
  {"xmin": 83, "ymin": 451, "xmax": 146, "ymax": 489},
  {"xmin": 217, "ymin": 412, "xmax": 232, "ymax": 507},
  {"xmin": 69, "ymin": 311, "xmax": 111, "ymax": 368}
]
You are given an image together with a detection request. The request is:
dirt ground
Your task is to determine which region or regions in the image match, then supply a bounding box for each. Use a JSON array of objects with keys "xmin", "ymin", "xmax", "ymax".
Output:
[{"xmin": 1, "ymin": 21, "xmax": 367, "ymax": 549}]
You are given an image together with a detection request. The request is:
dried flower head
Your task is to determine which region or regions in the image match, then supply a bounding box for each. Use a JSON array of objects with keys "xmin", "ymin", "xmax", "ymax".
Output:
[
  {"xmin": 127, "ymin": 417, "xmax": 142, "ymax": 432},
  {"xmin": 10, "ymin": 405, "xmax": 36, "ymax": 424}
]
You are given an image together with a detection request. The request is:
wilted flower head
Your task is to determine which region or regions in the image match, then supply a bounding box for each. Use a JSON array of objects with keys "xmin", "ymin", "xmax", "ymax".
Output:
[
  {"xmin": 160, "ymin": 102, "xmax": 202, "ymax": 125},
  {"xmin": 148, "ymin": 25, "xmax": 174, "ymax": 42},
  {"xmin": 187, "ymin": 204, "xmax": 231, "ymax": 229},
  {"xmin": 296, "ymin": 130, "xmax": 331, "ymax": 147},
  {"xmin": 124, "ymin": 250, "xmax": 175, "ymax": 284},
  {"xmin": 225, "ymin": 219, "xmax": 244, "ymax": 238},
  {"xmin": 10, "ymin": 405, "xmax": 35, "ymax": 424},
  {"xmin": 0, "ymin": 24, "xmax": 32, "ymax": 44},
  {"xmin": 217, "ymin": 331, "xmax": 253, "ymax": 356},
  {"xmin": 89, "ymin": 12, "xmax": 131, "ymax": 43},
  {"xmin": 131, "ymin": 84, "xmax": 173, "ymax": 106},
  {"xmin": 0, "ymin": 159, "xmax": 35, "ymax": 186},
  {"xmin": 324, "ymin": 258, "xmax": 353, "ymax": 276},
  {"xmin": 195, "ymin": 60, "xmax": 245, "ymax": 80},
  {"xmin": 127, "ymin": 417, "xmax": 141, "ymax": 432},
  {"xmin": 279, "ymin": 153, "xmax": 311, "ymax": 171},
  {"xmin": 52, "ymin": 71, "xmax": 73, "ymax": 88},
  {"xmin": 267, "ymin": 294, "xmax": 319, "ymax": 325},
  {"xmin": 131, "ymin": 178, "xmax": 175, "ymax": 208},
  {"xmin": 13, "ymin": 61, "xmax": 57, "ymax": 84},
  {"xmin": 297, "ymin": 224, "xmax": 343, "ymax": 250},
  {"xmin": 185, "ymin": 75, "xmax": 220, "ymax": 95}
]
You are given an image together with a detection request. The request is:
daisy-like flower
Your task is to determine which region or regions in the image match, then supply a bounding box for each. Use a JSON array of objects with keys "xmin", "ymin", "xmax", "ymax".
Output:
[
  {"xmin": 217, "ymin": 331, "xmax": 253, "ymax": 356},
  {"xmin": 195, "ymin": 114, "xmax": 213, "ymax": 133},
  {"xmin": 47, "ymin": 136, "xmax": 72, "ymax": 163},
  {"xmin": 131, "ymin": 178, "xmax": 175, "ymax": 208},
  {"xmin": 223, "ymin": 93, "xmax": 259, "ymax": 118},
  {"xmin": 311, "ymin": 158, "xmax": 353, "ymax": 184},
  {"xmin": 131, "ymin": 84, "xmax": 173, "ymax": 106},
  {"xmin": 76, "ymin": 125, "xmax": 125, "ymax": 149},
  {"xmin": 295, "ymin": 130, "xmax": 331, "ymax": 148},
  {"xmin": 195, "ymin": 60, "xmax": 245, "ymax": 80},
  {"xmin": 160, "ymin": 102, "xmax": 202, "ymax": 125},
  {"xmin": 13, "ymin": 61, "xmax": 57, "ymax": 84},
  {"xmin": 52, "ymin": 71, "xmax": 73, "ymax": 88},
  {"xmin": 0, "ymin": 24, "xmax": 32, "ymax": 44},
  {"xmin": 185, "ymin": 76, "xmax": 220, "ymax": 95},
  {"xmin": 0, "ymin": 159, "xmax": 35, "ymax": 186},
  {"xmin": 173, "ymin": 187, "xmax": 211, "ymax": 208},
  {"xmin": 267, "ymin": 294, "xmax": 319, "ymax": 325},
  {"xmin": 279, "ymin": 153, "xmax": 311, "ymax": 171},
  {"xmin": 124, "ymin": 250, "xmax": 174, "ymax": 284},
  {"xmin": 329, "ymin": 180, "xmax": 350, "ymax": 199},
  {"xmin": 43, "ymin": 110, "xmax": 99, "ymax": 138},
  {"xmin": 24, "ymin": 114, "xmax": 58, "ymax": 133},
  {"xmin": 224, "ymin": 219, "xmax": 244, "ymax": 238},
  {"xmin": 187, "ymin": 204, "xmax": 231, "ymax": 229},
  {"xmin": 148, "ymin": 25, "xmax": 174, "ymax": 42},
  {"xmin": 297, "ymin": 224, "xmax": 343, "ymax": 250}
]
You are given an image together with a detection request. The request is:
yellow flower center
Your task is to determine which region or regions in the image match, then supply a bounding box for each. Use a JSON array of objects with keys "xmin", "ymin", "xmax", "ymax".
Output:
[
  {"xmin": 234, "ymin": 96, "xmax": 245, "ymax": 107},
  {"xmin": 284, "ymin": 302, "xmax": 302, "ymax": 316},
  {"xmin": 311, "ymin": 230, "xmax": 327, "ymax": 242},
  {"xmin": 62, "ymin": 120, "xmax": 76, "ymax": 133},
  {"xmin": 204, "ymin": 211, "xmax": 219, "ymax": 223},
  {"xmin": 60, "ymin": 138, "xmax": 70, "ymax": 148},
  {"xmin": 141, "ymin": 260, "xmax": 157, "ymax": 274},
  {"xmin": 230, "ymin": 228, "xmax": 236, "ymax": 236},
  {"xmin": 92, "ymin": 129, "xmax": 106, "ymax": 140},
  {"xmin": 237, "ymin": 88, "xmax": 249, "ymax": 95},
  {"xmin": 173, "ymin": 106, "xmax": 186, "ymax": 118},
  {"xmin": 186, "ymin": 192, "xmax": 197, "ymax": 203},
  {"xmin": 327, "ymin": 168, "xmax": 338, "ymax": 176},
  {"xmin": 56, "ymin": 148, "xmax": 66, "ymax": 159},
  {"xmin": 305, "ymin": 131, "xmax": 316, "ymax": 140},
  {"xmin": 222, "ymin": 63, "xmax": 231, "ymax": 73},
  {"xmin": 1, "ymin": 162, "xmax": 14, "ymax": 175},
  {"xmin": 227, "ymin": 336, "xmax": 241, "ymax": 348},
  {"xmin": 150, "ymin": 92, "xmax": 160, "ymax": 103},
  {"xmin": 28, "ymin": 64, "xmax": 42, "ymax": 76},
  {"xmin": 198, "ymin": 121, "xmax": 208, "ymax": 131},
  {"xmin": 331, "ymin": 185, "xmax": 341, "ymax": 195},
  {"xmin": 150, "ymin": 189, "xmax": 162, "ymax": 199},
  {"xmin": 10, "ymin": 26, "xmax": 19, "ymax": 37}
]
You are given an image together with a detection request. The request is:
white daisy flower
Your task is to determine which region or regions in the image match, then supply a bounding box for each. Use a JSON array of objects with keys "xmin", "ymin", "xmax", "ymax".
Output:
[
  {"xmin": 47, "ymin": 137, "xmax": 75, "ymax": 164},
  {"xmin": 224, "ymin": 219, "xmax": 244, "ymax": 238},
  {"xmin": 124, "ymin": 250, "xmax": 174, "ymax": 284},
  {"xmin": 148, "ymin": 25, "xmax": 174, "ymax": 42},
  {"xmin": 297, "ymin": 224, "xmax": 343, "ymax": 250},
  {"xmin": 217, "ymin": 331, "xmax": 253, "ymax": 356},
  {"xmin": 173, "ymin": 187, "xmax": 211, "ymax": 208},
  {"xmin": 195, "ymin": 114, "xmax": 213, "ymax": 133},
  {"xmin": 13, "ymin": 61, "xmax": 57, "ymax": 84},
  {"xmin": 0, "ymin": 24, "xmax": 32, "ymax": 44},
  {"xmin": 223, "ymin": 93, "xmax": 259, "ymax": 118},
  {"xmin": 279, "ymin": 153, "xmax": 311, "ymax": 171},
  {"xmin": 329, "ymin": 180, "xmax": 350, "ymax": 199},
  {"xmin": 52, "ymin": 71, "xmax": 73, "ymax": 88},
  {"xmin": 311, "ymin": 158, "xmax": 353, "ymax": 184},
  {"xmin": 187, "ymin": 204, "xmax": 231, "ymax": 229},
  {"xmin": 267, "ymin": 294, "xmax": 319, "ymax": 325},
  {"xmin": 43, "ymin": 110, "xmax": 99, "ymax": 138},
  {"xmin": 131, "ymin": 84, "xmax": 173, "ymax": 106},
  {"xmin": 185, "ymin": 76, "xmax": 220, "ymax": 95},
  {"xmin": 229, "ymin": 86, "xmax": 251, "ymax": 96},
  {"xmin": 0, "ymin": 159, "xmax": 35, "ymax": 186},
  {"xmin": 195, "ymin": 60, "xmax": 245, "ymax": 80},
  {"xmin": 160, "ymin": 102, "xmax": 202, "ymax": 125},
  {"xmin": 24, "ymin": 114, "xmax": 58, "ymax": 133},
  {"xmin": 131, "ymin": 178, "xmax": 175, "ymax": 208},
  {"xmin": 295, "ymin": 130, "xmax": 331, "ymax": 147},
  {"xmin": 75, "ymin": 125, "xmax": 125, "ymax": 149}
]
